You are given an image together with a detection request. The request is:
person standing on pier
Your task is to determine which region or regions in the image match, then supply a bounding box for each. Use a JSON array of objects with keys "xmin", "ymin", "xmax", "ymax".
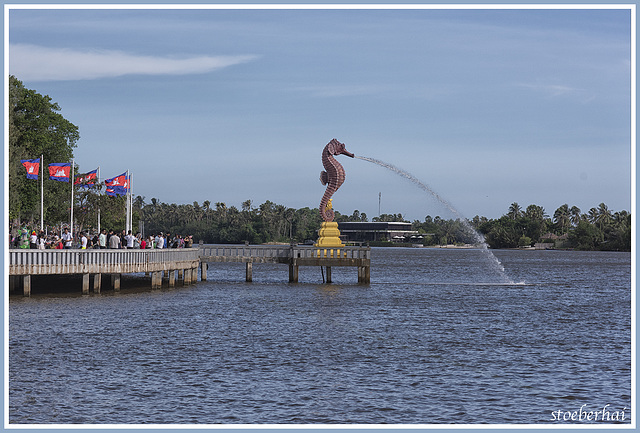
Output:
[
  {"xmin": 125, "ymin": 230, "xmax": 135, "ymax": 249},
  {"xmin": 61, "ymin": 228, "xmax": 73, "ymax": 249},
  {"xmin": 99, "ymin": 229, "xmax": 107, "ymax": 249},
  {"xmin": 109, "ymin": 231, "xmax": 121, "ymax": 249}
]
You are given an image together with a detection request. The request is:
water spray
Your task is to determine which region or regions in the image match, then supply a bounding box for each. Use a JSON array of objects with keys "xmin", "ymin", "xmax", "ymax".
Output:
[{"xmin": 355, "ymin": 155, "xmax": 516, "ymax": 284}]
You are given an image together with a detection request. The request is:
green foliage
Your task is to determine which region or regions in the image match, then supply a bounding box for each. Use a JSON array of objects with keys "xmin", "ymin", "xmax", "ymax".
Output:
[
  {"xmin": 9, "ymin": 76, "xmax": 79, "ymax": 226},
  {"xmin": 477, "ymin": 203, "xmax": 630, "ymax": 251}
]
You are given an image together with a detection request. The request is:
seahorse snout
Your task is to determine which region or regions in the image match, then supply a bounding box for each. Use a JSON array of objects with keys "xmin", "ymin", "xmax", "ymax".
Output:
[{"xmin": 341, "ymin": 149, "xmax": 355, "ymax": 158}]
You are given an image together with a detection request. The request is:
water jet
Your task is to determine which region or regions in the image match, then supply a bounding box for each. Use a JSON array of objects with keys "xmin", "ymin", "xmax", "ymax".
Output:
[{"xmin": 356, "ymin": 155, "xmax": 515, "ymax": 284}]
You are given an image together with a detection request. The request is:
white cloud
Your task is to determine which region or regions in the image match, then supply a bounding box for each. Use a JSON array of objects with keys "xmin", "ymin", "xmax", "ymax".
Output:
[
  {"xmin": 515, "ymin": 82, "xmax": 595, "ymax": 103},
  {"xmin": 9, "ymin": 43, "xmax": 258, "ymax": 81}
]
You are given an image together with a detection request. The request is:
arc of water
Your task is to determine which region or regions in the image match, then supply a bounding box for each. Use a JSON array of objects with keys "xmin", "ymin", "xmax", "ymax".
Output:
[{"xmin": 356, "ymin": 155, "xmax": 515, "ymax": 284}]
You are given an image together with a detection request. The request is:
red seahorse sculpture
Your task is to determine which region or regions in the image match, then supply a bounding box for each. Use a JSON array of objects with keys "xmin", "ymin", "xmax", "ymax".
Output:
[{"xmin": 319, "ymin": 138, "xmax": 354, "ymax": 222}]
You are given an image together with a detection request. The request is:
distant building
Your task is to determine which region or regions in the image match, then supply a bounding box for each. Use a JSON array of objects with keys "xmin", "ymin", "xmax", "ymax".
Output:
[
  {"xmin": 535, "ymin": 232, "xmax": 569, "ymax": 249},
  {"xmin": 338, "ymin": 221, "xmax": 420, "ymax": 243}
]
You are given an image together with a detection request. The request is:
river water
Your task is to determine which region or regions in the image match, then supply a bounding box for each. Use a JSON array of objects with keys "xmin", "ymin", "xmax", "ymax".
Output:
[{"xmin": 8, "ymin": 248, "xmax": 631, "ymax": 425}]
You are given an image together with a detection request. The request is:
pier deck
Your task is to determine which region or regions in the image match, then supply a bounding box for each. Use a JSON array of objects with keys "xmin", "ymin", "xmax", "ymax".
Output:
[{"xmin": 9, "ymin": 244, "xmax": 371, "ymax": 296}]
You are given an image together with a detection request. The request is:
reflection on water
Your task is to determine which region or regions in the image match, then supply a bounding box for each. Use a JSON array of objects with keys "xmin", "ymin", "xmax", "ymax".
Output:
[{"xmin": 9, "ymin": 248, "xmax": 631, "ymax": 425}]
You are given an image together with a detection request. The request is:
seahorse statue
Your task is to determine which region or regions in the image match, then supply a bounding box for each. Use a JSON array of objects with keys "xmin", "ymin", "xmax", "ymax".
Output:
[{"xmin": 319, "ymin": 138, "xmax": 354, "ymax": 222}]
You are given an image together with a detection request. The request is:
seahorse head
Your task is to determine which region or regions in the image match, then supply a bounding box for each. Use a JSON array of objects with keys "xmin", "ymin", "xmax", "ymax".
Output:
[{"xmin": 326, "ymin": 138, "xmax": 355, "ymax": 158}]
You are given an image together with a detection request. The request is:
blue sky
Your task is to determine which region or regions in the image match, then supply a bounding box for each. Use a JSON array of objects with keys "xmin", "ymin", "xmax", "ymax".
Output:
[{"xmin": 7, "ymin": 5, "xmax": 633, "ymax": 221}]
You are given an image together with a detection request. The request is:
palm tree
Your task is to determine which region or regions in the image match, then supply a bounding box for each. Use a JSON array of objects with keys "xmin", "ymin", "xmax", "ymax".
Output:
[
  {"xmin": 202, "ymin": 200, "xmax": 211, "ymax": 222},
  {"xmin": 525, "ymin": 204, "xmax": 545, "ymax": 221},
  {"xmin": 241, "ymin": 200, "xmax": 253, "ymax": 213},
  {"xmin": 596, "ymin": 203, "xmax": 612, "ymax": 230},
  {"xmin": 508, "ymin": 202, "xmax": 522, "ymax": 220},
  {"xmin": 553, "ymin": 204, "xmax": 570, "ymax": 234},
  {"xmin": 570, "ymin": 206, "xmax": 581, "ymax": 226}
]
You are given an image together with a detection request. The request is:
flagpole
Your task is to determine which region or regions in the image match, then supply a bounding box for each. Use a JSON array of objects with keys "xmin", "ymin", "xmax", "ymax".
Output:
[
  {"xmin": 97, "ymin": 166, "xmax": 101, "ymax": 234},
  {"xmin": 129, "ymin": 172, "xmax": 133, "ymax": 234},
  {"xmin": 70, "ymin": 159, "xmax": 74, "ymax": 238},
  {"xmin": 40, "ymin": 154, "xmax": 43, "ymax": 231},
  {"xmin": 125, "ymin": 169, "xmax": 129, "ymax": 234}
]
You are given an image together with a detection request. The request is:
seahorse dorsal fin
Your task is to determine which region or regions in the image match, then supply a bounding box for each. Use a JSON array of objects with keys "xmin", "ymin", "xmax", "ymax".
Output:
[{"xmin": 320, "ymin": 171, "xmax": 328, "ymax": 185}]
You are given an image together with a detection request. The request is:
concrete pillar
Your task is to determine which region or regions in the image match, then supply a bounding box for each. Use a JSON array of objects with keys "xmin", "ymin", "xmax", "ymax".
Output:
[
  {"xmin": 363, "ymin": 266, "xmax": 370, "ymax": 284},
  {"xmin": 178, "ymin": 269, "xmax": 184, "ymax": 285},
  {"xmin": 200, "ymin": 262, "xmax": 207, "ymax": 281},
  {"xmin": 289, "ymin": 262, "xmax": 298, "ymax": 283},
  {"xmin": 82, "ymin": 273, "xmax": 90, "ymax": 295},
  {"xmin": 168, "ymin": 270, "xmax": 175, "ymax": 287},
  {"xmin": 111, "ymin": 274, "xmax": 121, "ymax": 291},
  {"xmin": 23, "ymin": 275, "xmax": 31, "ymax": 297},
  {"xmin": 151, "ymin": 271, "xmax": 162, "ymax": 289},
  {"xmin": 9, "ymin": 276, "xmax": 16, "ymax": 293},
  {"xmin": 184, "ymin": 268, "xmax": 191, "ymax": 285},
  {"xmin": 93, "ymin": 273, "xmax": 102, "ymax": 293},
  {"xmin": 246, "ymin": 262, "xmax": 253, "ymax": 282},
  {"xmin": 326, "ymin": 266, "xmax": 332, "ymax": 284}
]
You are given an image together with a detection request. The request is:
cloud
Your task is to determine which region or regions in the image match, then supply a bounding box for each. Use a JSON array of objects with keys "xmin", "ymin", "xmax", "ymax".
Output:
[
  {"xmin": 291, "ymin": 84, "xmax": 388, "ymax": 98},
  {"xmin": 515, "ymin": 82, "xmax": 595, "ymax": 103},
  {"xmin": 9, "ymin": 43, "xmax": 259, "ymax": 81}
]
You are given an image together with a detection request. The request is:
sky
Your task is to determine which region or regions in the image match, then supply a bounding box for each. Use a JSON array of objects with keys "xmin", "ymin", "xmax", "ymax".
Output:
[{"xmin": 6, "ymin": 5, "xmax": 633, "ymax": 222}]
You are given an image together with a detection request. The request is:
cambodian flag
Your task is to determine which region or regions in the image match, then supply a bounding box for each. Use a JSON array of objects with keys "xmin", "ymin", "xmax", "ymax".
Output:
[
  {"xmin": 105, "ymin": 172, "xmax": 129, "ymax": 195},
  {"xmin": 105, "ymin": 187, "xmax": 126, "ymax": 197},
  {"xmin": 48, "ymin": 163, "xmax": 71, "ymax": 182},
  {"xmin": 21, "ymin": 158, "xmax": 40, "ymax": 180},
  {"xmin": 74, "ymin": 169, "xmax": 97, "ymax": 188}
]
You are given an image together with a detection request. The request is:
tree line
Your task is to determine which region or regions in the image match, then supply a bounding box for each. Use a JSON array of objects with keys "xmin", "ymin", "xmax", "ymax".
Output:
[{"xmin": 8, "ymin": 76, "xmax": 631, "ymax": 251}]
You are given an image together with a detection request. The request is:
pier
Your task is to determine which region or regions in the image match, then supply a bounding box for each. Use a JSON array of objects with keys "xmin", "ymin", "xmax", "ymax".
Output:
[
  {"xmin": 199, "ymin": 244, "xmax": 371, "ymax": 284},
  {"xmin": 8, "ymin": 244, "xmax": 371, "ymax": 296}
]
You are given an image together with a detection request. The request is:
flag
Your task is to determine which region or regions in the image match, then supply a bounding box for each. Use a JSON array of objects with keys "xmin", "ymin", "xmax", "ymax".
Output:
[
  {"xmin": 48, "ymin": 163, "xmax": 71, "ymax": 182},
  {"xmin": 21, "ymin": 158, "xmax": 40, "ymax": 180},
  {"xmin": 74, "ymin": 169, "xmax": 97, "ymax": 188},
  {"xmin": 105, "ymin": 172, "xmax": 129, "ymax": 196},
  {"xmin": 105, "ymin": 187, "xmax": 126, "ymax": 197}
]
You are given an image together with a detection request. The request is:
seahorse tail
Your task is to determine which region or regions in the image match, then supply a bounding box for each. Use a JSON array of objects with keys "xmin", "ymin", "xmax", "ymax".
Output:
[{"xmin": 320, "ymin": 190, "xmax": 335, "ymax": 222}]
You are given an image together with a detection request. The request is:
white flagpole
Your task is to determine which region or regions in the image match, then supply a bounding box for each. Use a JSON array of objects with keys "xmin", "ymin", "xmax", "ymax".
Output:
[
  {"xmin": 97, "ymin": 166, "xmax": 101, "ymax": 234},
  {"xmin": 130, "ymin": 172, "xmax": 133, "ymax": 234},
  {"xmin": 40, "ymin": 154, "xmax": 43, "ymax": 231},
  {"xmin": 70, "ymin": 159, "xmax": 74, "ymax": 238},
  {"xmin": 125, "ymin": 169, "xmax": 130, "ymax": 234}
]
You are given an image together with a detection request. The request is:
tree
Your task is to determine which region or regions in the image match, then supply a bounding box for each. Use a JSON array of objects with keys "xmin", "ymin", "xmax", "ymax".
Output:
[
  {"xmin": 508, "ymin": 202, "xmax": 522, "ymax": 220},
  {"xmin": 570, "ymin": 206, "xmax": 581, "ymax": 226},
  {"xmin": 596, "ymin": 202, "xmax": 612, "ymax": 230},
  {"xmin": 9, "ymin": 76, "xmax": 79, "ymax": 227},
  {"xmin": 553, "ymin": 204, "xmax": 570, "ymax": 234}
]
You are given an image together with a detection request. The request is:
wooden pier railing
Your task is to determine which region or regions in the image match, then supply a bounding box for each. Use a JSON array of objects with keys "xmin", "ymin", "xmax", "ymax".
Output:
[{"xmin": 9, "ymin": 244, "xmax": 371, "ymax": 296}]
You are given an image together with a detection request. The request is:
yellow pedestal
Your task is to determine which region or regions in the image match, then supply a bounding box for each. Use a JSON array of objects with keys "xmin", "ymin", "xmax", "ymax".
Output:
[{"xmin": 315, "ymin": 221, "xmax": 344, "ymax": 247}]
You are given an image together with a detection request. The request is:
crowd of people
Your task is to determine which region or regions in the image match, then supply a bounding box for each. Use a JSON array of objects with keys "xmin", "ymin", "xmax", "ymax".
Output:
[{"xmin": 10, "ymin": 227, "xmax": 194, "ymax": 250}]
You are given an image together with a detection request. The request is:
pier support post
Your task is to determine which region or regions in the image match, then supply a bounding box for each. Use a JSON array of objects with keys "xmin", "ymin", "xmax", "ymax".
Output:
[
  {"xmin": 200, "ymin": 262, "xmax": 207, "ymax": 281},
  {"xmin": 326, "ymin": 266, "xmax": 332, "ymax": 284},
  {"xmin": 151, "ymin": 271, "xmax": 162, "ymax": 289},
  {"xmin": 82, "ymin": 273, "xmax": 90, "ymax": 295},
  {"xmin": 169, "ymin": 270, "xmax": 175, "ymax": 287},
  {"xmin": 246, "ymin": 262, "xmax": 253, "ymax": 282},
  {"xmin": 111, "ymin": 274, "xmax": 121, "ymax": 291},
  {"xmin": 23, "ymin": 275, "xmax": 31, "ymax": 297},
  {"xmin": 289, "ymin": 262, "xmax": 298, "ymax": 283},
  {"xmin": 93, "ymin": 273, "xmax": 102, "ymax": 293},
  {"xmin": 178, "ymin": 269, "xmax": 184, "ymax": 285},
  {"xmin": 358, "ymin": 266, "xmax": 370, "ymax": 284}
]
